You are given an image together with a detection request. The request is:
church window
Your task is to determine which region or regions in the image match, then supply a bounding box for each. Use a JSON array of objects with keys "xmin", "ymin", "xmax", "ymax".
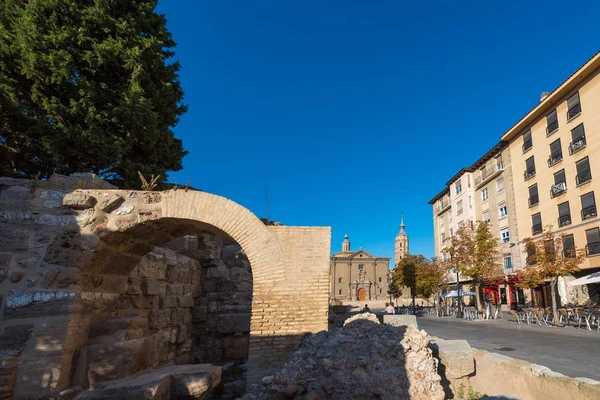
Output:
[
  {"xmin": 339, "ymin": 289, "xmax": 342, "ymax": 295},
  {"xmin": 379, "ymin": 277, "xmax": 382, "ymax": 282},
  {"xmin": 380, "ymin": 288, "xmax": 382, "ymax": 293},
  {"xmin": 338, "ymin": 277, "xmax": 342, "ymax": 283},
  {"xmin": 358, "ymin": 264, "xmax": 364, "ymax": 271}
]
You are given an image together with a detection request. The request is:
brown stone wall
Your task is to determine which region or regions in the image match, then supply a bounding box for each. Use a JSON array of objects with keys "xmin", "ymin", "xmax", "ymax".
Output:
[{"xmin": 0, "ymin": 173, "xmax": 331, "ymax": 397}]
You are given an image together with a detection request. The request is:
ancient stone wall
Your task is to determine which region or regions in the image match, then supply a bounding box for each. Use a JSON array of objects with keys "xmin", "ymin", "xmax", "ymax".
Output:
[{"xmin": 0, "ymin": 173, "xmax": 330, "ymax": 398}]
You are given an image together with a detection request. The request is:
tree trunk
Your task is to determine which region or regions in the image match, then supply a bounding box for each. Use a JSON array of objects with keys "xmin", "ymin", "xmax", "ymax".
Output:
[
  {"xmin": 475, "ymin": 283, "xmax": 483, "ymax": 315},
  {"xmin": 411, "ymin": 286, "xmax": 416, "ymax": 308},
  {"xmin": 550, "ymin": 278, "xmax": 560, "ymax": 326}
]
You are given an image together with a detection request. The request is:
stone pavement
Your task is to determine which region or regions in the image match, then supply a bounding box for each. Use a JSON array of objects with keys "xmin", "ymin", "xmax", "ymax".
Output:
[{"xmin": 417, "ymin": 314, "xmax": 600, "ymax": 380}]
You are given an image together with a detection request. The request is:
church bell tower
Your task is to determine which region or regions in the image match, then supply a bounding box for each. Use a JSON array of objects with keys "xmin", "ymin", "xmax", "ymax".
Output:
[{"xmin": 394, "ymin": 216, "xmax": 409, "ymax": 264}]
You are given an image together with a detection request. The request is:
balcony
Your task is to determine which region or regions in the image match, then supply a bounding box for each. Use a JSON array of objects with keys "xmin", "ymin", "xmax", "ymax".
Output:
[
  {"xmin": 528, "ymin": 194, "xmax": 539, "ymax": 207},
  {"xmin": 558, "ymin": 214, "xmax": 572, "ymax": 227},
  {"xmin": 582, "ymin": 205, "xmax": 597, "ymax": 220},
  {"xmin": 522, "ymin": 139, "xmax": 533, "ymax": 153},
  {"xmin": 586, "ymin": 241, "xmax": 600, "ymax": 256},
  {"xmin": 523, "ymin": 167, "xmax": 536, "ymax": 181},
  {"xmin": 576, "ymin": 170, "xmax": 592, "ymax": 185},
  {"xmin": 567, "ymin": 103, "xmax": 582, "ymax": 121},
  {"xmin": 569, "ymin": 136, "xmax": 586, "ymax": 155},
  {"xmin": 546, "ymin": 120, "xmax": 559, "ymax": 136},
  {"xmin": 532, "ymin": 223, "xmax": 543, "ymax": 235},
  {"xmin": 563, "ymin": 248, "xmax": 576, "ymax": 258},
  {"xmin": 550, "ymin": 181, "xmax": 567, "ymax": 198},
  {"xmin": 457, "ymin": 208, "xmax": 464, "ymax": 216},
  {"xmin": 474, "ymin": 163, "xmax": 504, "ymax": 188},
  {"xmin": 436, "ymin": 201, "xmax": 451, "ymax": 215},
  {"xmin": 547, "ymin": 150, "xmax": 563, "ymax": 167}
]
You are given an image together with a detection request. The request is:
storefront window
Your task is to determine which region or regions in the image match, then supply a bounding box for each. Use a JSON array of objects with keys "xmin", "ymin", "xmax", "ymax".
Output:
[{"xmin": 500, "ymin": 288, "xmax": 507, "ymax": 304}]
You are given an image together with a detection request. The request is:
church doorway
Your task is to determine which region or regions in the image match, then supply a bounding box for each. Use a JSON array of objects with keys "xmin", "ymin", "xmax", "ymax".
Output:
[{"xmin": 357, "ymin": 288, "xmax": 367, "ymax": 301}]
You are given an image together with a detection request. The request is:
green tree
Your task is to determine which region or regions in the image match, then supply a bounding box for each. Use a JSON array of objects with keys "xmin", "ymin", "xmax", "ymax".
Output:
[
  {"xmin": 393, "ymin": 254, "xmax": 428, "ymax": 307},
  {"xmin": 448, "ymin": 222, "xmax": 502, "ymax": 312},
  {"xmin": 416, "ymin": 257, "xmax": 449, "ymax": 307},
  {"xmin": 520, "ymin": 227, "xmax": 586, "ymax": 325},
  {"xmin": 0, "ymin": 0, "xmax": 187, "ymax": 187},
  {"xmin": 388, "ymin": 275, "xmax": 403, "ymax": 304}
]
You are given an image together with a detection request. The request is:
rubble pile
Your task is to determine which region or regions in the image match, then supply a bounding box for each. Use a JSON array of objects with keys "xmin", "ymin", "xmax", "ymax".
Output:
[{"xmin": 243, "ymin": 313, "xmax": 444, "ymax": 400}]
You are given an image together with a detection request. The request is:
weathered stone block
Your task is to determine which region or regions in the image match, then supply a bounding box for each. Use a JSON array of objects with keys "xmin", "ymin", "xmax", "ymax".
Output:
[
  {"xmin": 224, "ymin": 336, "xmax": 249, "ymax": 361},
  {"xmin": 62, "ymin": 193, "xmax": 96, "ymax": 209},
  {"xmin": 131, "ymin": 295, "xmax": 159, "ymax": 309},
  {"xmin": 182, "ymin": 284, "xmax": 195, "ymax": 296},
  {"xmin": 0, "ymin": 224, "xmax": 31, "ymax": 253},
  {"xmin": 155, "ymin": 327, "xmax": 178, "ymax": 346},
  {"xmin": 143, "ymin": 279, "xmax": 166, "ymax": 296},
  {"xmin": 10, "ymin": 271, "xmax": 24, "ymax": 283},
  {"xmin": 206, "ymin": 265, "xmax": 229, "ymax": 279},
  {"xmin": 137, "ymin": 254, "xmax": 167, "ymax": 280},
  {"xmin": 3, "ymin": 289, "xmax": 75, "ymax": 318},
  {"xmin": 0, "ymin": 186, "xmax": 34, "ymax": 201},
  {"xmin": 114, "ymin": 205, "xmax": 135, "ymax": 215},
  {"xmin": 430, "ymin": 338, "xmax": 474, "ymax": 379},
  {"xmin": 82, "ymin": 338, "xmax": 162, "ymax": 391},
  {"xmin": 166, "ymin": 284, "xmax": 183, "ymax": 296},
  {"xmin": 171, "ymin": 308, "xmax": 191, "ymax": 327},
  {"xmin": 127, "ymin": 277, "xmax": 143, "ymax": 295},
  {"xmin": 47, "ymin": 173, "xmax": 116, "ymax": 190},
  {"xmin": 159, "ymin": 295, "xmax": 178, "ymax": 309},
  {"xmin": 176, "ymin": 269, "xmax": 191, "ymax": 284},
  {"xmin": 149, "ymin": 309, "xmax": 171, "ymax": 330},
  {"xmin": 99, "ymin": 194, "xmax": 124, "ymax": 212},
  {"xmin": 191, "ymin": 306, "xmax": 207, "ymax": 322},
  {"xmin": 383, "ymin": 314, "xmax": 419, "ymax": 329},
  {"xmin": 170, "ymin": 364, "xmax": 222, "ymax": 398},
  {"xmin": 165, "ymin": 265, "xmax": 179, "ymax": 282},
  {"xmin": 216, "ymin": 314, "xmax": 251, "ymax": 334},
  {"xmin": 177, "ymin": 295, "xmax": 194, "ymax": 308},
  {"xmin": 77, "ymin": 372, "xmax": 170, "ymax": 400},
  {"xmin": 39, "ymin": 190, "xmax": 66, "ymax": 208}
]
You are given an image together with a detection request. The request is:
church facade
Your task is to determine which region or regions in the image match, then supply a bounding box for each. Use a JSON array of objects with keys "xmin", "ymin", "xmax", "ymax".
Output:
[{"xmin": 329, "ymin": 235, "xmax": 390, "ymax": 302}]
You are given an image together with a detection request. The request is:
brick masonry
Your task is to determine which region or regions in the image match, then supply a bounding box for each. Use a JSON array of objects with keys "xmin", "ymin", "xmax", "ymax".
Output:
[{"xmin": 0, "ymin": 173, "xmax": 331, "ymax": 398}]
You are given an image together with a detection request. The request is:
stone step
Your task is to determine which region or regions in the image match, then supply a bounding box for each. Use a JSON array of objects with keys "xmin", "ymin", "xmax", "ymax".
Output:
[
  {"xmin": 74, "ymin": 364, "xmax": 222, "ymax": 400},
  {"xmin": 88, "ymin": 315, "xmax": 148, "ymax": 341}
]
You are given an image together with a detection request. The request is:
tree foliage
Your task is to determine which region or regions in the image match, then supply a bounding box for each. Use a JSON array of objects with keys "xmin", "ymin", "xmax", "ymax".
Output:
[
  {"xmin": 0, "ymin": 0, "xmax": 187, "ymax": 187},
  {"xmin": 520, "ymin": 226, "xmax": 586, "ymax": 324},
  {"xmin": 393, "ymin": 254, "xmax": 448, "ymax": 306},
  {"xmin": 447, "ymin": 221, "xmax": 502, "ymax": 311}
]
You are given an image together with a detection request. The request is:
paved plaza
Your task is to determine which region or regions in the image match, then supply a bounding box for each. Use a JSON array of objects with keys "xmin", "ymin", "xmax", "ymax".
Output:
[{"xmin": 417, "ymin": 314, "xmax": 600, "ymax": 380}]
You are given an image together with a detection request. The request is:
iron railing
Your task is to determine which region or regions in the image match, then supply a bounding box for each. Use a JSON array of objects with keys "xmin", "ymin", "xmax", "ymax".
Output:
[
  {"xmin": 567, "ymin": 103, "xmax": 582, "ymax": 120},
  {"xmin": 524, "ymin": 167, "xmax": 536, "ymax": 181},
  {"xmin": 581, "ymin": 205, "xmax": 597, "ymax": 220},
  {"xmin": 551, "ymin": 181, "xmax": 567, "ymax": 197},
  {"xmin": 546, "ymin": 120, "xmax": 559, "ymax": 136},
  {"xmin": 586, "ymin": 241, "xmax": 600, "ymax": 256},
  {"xmin": 547, "ymin": 150, "xmax": 563, "ymax": 167},
  {"xmin": 569, "ymin": 136, "xmax": 586, "ymax": 154},
  {"xmin": 532, "ymin": 223, "xmax": 543, "ymax": 235},
  {"xmin": 563, "ymin": 248, "xmax": 576, "ymax": 258},
  {"xmin": 522, "ymin": 139, "xmax": 533, "ymax": 153},
  {"xmin": 576, "ymin": 170, "xmax": 592, "ymax": 185},
  {"xmin": 558, "ymin": 214, "xmax": 572, "ymax": 227},
  {"xmin": 528, "ymin": 194, "xmax": 539, "ymax": 207}
]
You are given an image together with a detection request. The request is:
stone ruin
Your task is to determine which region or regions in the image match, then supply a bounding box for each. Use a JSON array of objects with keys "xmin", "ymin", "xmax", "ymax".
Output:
[
  {"xmin": 0, "ymin": 173, "xmax": 331, "ymax": 399},
  {"xmin": 243, "ymin": 313, "xmax": 445, "ymax": 400}
]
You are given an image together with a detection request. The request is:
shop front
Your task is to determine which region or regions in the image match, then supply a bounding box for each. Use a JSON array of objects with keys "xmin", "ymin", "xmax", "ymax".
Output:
[{"xmin": 484, "ymin": 274, "xmax": 525, "ymax": 311}]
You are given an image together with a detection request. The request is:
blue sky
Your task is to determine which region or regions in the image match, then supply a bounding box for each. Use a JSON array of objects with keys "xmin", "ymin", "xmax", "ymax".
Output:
[{"xmin": 156, "ymin": 0, "xmax": 599, "ymax": 263}]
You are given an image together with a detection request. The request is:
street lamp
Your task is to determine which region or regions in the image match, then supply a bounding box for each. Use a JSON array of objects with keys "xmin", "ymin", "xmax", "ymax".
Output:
[{"xmin": 452, "ymin": 267, "xmax": 463, "ymax": 319}]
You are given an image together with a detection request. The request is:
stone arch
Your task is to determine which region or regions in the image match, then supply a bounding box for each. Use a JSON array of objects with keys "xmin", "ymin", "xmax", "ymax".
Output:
[
  {"xmin": 67, "ymin": 189, "xmax": 327, "ymax": 387},
  {"xmin": 0, "ymin": 176, "xmax": 329, "ymax": 398}
]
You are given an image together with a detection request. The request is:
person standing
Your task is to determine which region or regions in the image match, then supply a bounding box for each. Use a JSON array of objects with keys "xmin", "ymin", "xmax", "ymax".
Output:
[{"xmin": 363, "ymin": 304, "xmax": 371, "ymax": 313}]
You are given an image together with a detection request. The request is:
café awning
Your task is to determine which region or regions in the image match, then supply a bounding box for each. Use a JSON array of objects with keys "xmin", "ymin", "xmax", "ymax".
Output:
[{"xmin": 567, "ymin": 272, "xmax": 600, "ymax": 287}]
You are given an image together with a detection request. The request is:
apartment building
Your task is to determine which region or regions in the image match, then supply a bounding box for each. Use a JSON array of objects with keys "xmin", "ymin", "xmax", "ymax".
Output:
[
  {"xmin": 429, "ymin": 51, "xmax": 600, "ymax": 309},
  {"xmin": 502, "ymin": 52, "xmax": 600, "ymax": 307},
  {"xmin": 429, "ymin": 144, "xmax": 524, "ymax": 308}
]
